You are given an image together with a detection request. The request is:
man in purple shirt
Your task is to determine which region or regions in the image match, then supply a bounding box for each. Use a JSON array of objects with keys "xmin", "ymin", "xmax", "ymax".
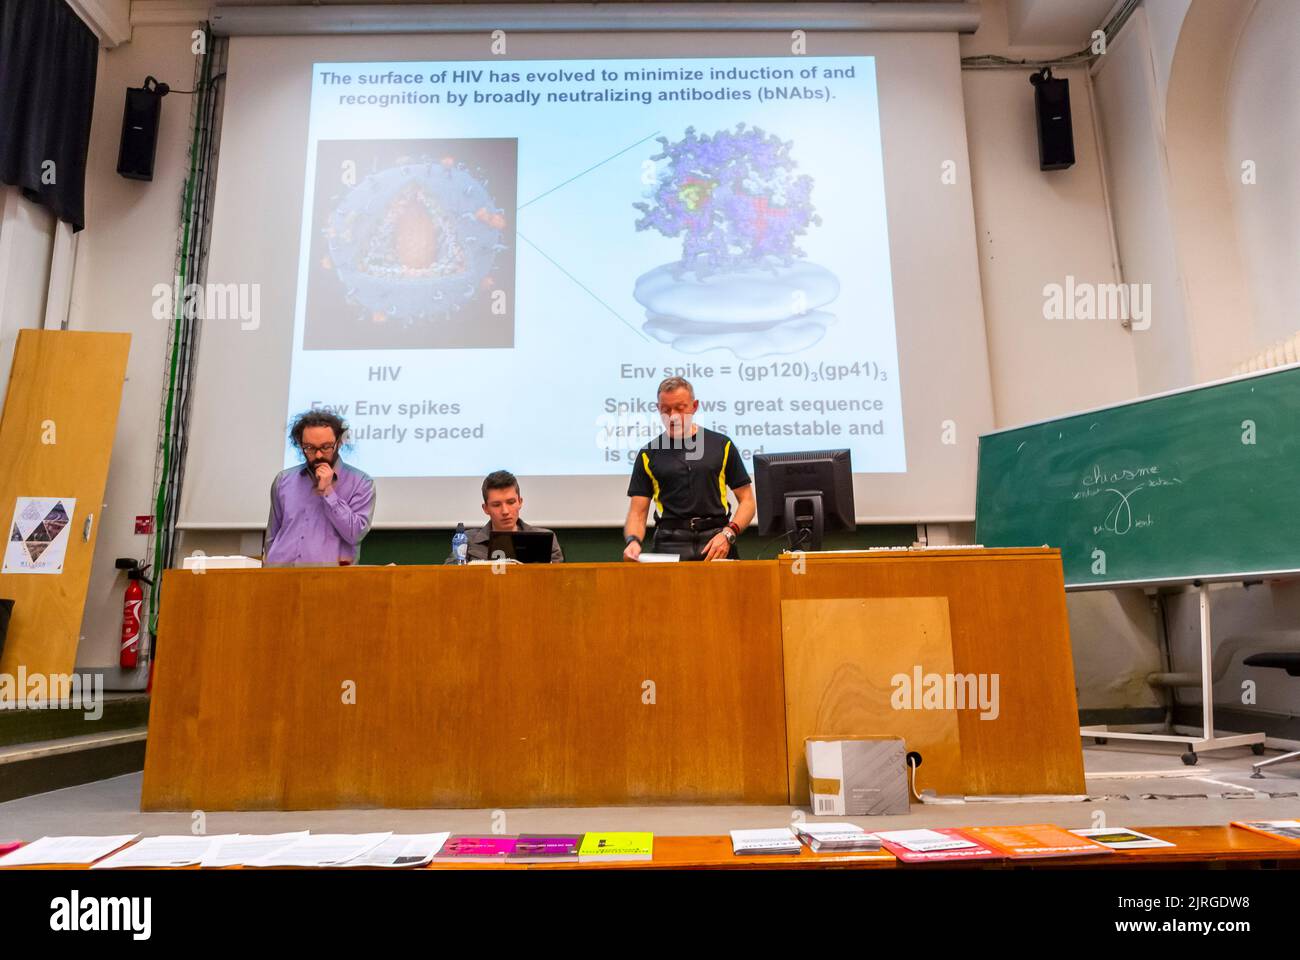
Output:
[{"xmin": 263, "ymin": 411, "xmax": 376, "ymax": 566}]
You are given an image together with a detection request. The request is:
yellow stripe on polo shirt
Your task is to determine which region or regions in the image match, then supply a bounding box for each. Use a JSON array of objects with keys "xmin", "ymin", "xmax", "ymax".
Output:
[
  {"xmin": 718, "ymin": 439, "xmax": 732, "ymax": 506},
  {"xmin": 641, "ymin": 451, "xmax": 663, "ymax": 515}
]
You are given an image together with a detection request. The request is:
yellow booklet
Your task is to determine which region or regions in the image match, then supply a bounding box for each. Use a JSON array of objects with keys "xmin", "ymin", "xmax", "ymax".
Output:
[{"xmin": 577, "ymin": 832, "xmax": 654, "ymax": 862}]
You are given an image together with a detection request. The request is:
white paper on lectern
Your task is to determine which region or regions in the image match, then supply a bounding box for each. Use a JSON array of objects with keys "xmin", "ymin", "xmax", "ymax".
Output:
[
  {"xmin": 338, "ymin": 833, "xmax": 451, "ymax": 868},
  {"xmin": 92, "ymin": 835, "xmax": 237, "ymax": 869},
  {"xmin": 246, "ymin": 833, "xmax": 392, "ymax": 867},
  {"xmin": 0, "ymin": 834, "xmax": 138, "ymax": 866},
  {"xmin": 201, "ymin": 832, "xmax": 310, "ymax": 867},
  {"xmin": 873, "ymin": 828, "xmax": 975, "ymax": 852},
  {"xmin": 1070, "ymin": 827, "xmax": 1176, "ymax": 850},
  {"xmin": 728, "ymin": 828, "xmax": 801, "ymax": 854}
]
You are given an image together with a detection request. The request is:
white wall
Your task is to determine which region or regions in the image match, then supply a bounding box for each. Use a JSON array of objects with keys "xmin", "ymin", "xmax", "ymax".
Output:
[
  {"xmin": 1143, "ymin": 0, "xmax": 1192, "ymax": 121},
  {"xmin": 68, "ymin": 22, "xmax": 205, "ymax": 674},
  {"xmin": 960, "ymin": 0, "xmax": 1143, "ymax": 429},
  {"xmin": 1091, "ymin": 7, "xmax": 1195, "ymax": 394},
  {"xmin": 961, "ymin": 0, "xmax": 1162, "ymax": 713},
  {"xmin": 1226, "ymin": 0, "xmax": 1300, "ymax": 349},
  {"xmin": 962, "ymin": 66, "xmax": 1139, "ymax": 428},
  {"xmin": 0, "ymin": 187, "xmax": 57, "ymax": 418}
]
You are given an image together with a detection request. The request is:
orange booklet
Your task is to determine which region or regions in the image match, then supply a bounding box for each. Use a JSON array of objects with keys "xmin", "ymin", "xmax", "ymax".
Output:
[
  {"xmin": 1230, "ymin": 820, "xmax": 1300, "ymax": 846},
  {"xmin": 961, "ymin": 824, "xmax": 1112, "ymax": 859}
]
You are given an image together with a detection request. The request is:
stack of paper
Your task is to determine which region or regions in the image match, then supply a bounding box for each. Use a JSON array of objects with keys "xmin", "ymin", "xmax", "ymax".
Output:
[
  {"xmin": 577, "ymin": 832, "xmax": 654, "ymax": 863},
  {"xmin": 729, "ymin": 828, "xmax": 802, "ymax": 855},
  {"xmin": 1231, "ymin": 820, "xmax": 1300, "ymax": 844},
  {"xmin": 963, "ymin": 824, "xmax": 1111, "ymax": 860},
  {"xmin": 92, "ymin": 835, "xmax": 238, "ymax": 869},
  {"xmin": 0, "ymin": 835, "xmax": 139, "ymax": 867},
  {"xmin": 794, "ymin": 823, "xmax": 881, "ymax": 853},
  {"xmin": 506, "ymin": 835, "xmax": 583, "ymax": 863},
  {"xmin": 434, "ymin": 836, "xmax": 519, "ymax": 860},
  {"xmin": 201, "ymin": 833, "xmax": 310, "ymax": 868},
  {"xmin": 874, "ymin": 828, "xmax": 999, "ymax": 863},
  {"xmin": 245, "ymin": 833, "xmax": 392, "ymax": 867},
  {"xmin": 338, "ymin": 833, "xmax": 450, "ymax": 868},
  {"xmin": 1070, "ymin": 827, "xmax": 1174, "ymax": 850}
]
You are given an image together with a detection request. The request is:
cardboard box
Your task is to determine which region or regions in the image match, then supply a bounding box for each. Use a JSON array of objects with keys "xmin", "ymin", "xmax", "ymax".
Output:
[{"xmin": 806, "ymin": 736, "xmax": 908, "ymax": 815}]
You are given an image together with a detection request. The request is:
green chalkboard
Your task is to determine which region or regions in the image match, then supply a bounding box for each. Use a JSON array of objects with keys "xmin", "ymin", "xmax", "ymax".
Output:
[{"xmin": 975, "ymin": 366, "xmax": 1300, "ymax": 587}]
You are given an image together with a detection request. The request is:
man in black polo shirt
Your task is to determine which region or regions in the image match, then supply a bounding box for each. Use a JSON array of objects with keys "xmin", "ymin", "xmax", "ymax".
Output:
[{"xmin": 623, "ymin": 376, "xmax": 755, "ymax": 561}]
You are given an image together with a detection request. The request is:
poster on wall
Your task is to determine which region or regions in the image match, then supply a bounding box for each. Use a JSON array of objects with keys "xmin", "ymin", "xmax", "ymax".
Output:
[{"xmin": 3, "ymin": 497, "xmax": 77, "ymax": 575}]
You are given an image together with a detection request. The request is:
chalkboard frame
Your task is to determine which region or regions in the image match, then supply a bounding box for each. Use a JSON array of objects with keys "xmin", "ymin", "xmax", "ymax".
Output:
[{"xmin": 975, "ymin": 363, "xmax": 1300, "ymax": 591}]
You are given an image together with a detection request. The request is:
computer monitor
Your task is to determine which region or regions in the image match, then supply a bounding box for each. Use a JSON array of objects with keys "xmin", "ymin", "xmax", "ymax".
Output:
[
  {"xmin": 487, "ymin": 530, "xmax": 553, "ymax": 564},
  {"xmin": 754, "ymin": 449, "xmax": 855, "ymax": 551}
]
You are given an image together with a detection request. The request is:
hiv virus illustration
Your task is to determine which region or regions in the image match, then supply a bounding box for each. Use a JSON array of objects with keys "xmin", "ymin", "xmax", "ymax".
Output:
[
  {"xmin": 633, "ymin": 124, "xmax": 821, "ymax": 277},
  {"xmin": 324, "ymin": 157, "xmax": 507, "ymax": 324}
]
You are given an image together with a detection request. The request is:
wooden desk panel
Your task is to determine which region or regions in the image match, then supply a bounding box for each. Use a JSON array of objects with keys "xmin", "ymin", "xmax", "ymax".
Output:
[
  {"xmin": 143, "ymin": 549, "xmax": 1084, "ymax": 810},
  {"xmin": 781, "ymin": 596, "xmax": 965, "ymax": 800},
  {"xmin": 142, "ymin": 562, "xmax": 788, "ymax": 810},
  {"xmin": 778, "ymin": 549, "xmax": 1085, "ymax": 796}
]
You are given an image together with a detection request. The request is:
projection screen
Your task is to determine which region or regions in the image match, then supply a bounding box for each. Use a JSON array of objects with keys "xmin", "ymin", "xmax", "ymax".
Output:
[{"xmin": 179, "ymin": 29, "xmax": 992, "ymax": 528}]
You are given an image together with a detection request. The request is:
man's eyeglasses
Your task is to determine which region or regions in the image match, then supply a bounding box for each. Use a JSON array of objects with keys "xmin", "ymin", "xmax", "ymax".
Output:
[{"xmin": 301, "ymin": 442, "xmax": 337, "ymax": 456}]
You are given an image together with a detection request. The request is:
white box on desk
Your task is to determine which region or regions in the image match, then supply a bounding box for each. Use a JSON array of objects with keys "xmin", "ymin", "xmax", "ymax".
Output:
[{"xmin": 806, "ymin": 736, "xmax": 909, "ymax": 816}]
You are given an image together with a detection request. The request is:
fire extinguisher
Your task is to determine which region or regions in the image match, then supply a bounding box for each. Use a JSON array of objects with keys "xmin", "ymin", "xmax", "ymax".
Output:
[{"xmin": 115, "ymin": 558, "xmax": 152, "ymax": 669}]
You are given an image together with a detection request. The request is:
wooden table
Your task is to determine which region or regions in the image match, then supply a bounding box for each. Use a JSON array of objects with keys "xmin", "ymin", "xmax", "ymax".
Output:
[
  {"xmin": 142, "ymin": 549, "xmax": 1085, "ymax": 810},
  {"xmin": 7, "ymin": 827, "xmax": 1299, "ymax": 870}
]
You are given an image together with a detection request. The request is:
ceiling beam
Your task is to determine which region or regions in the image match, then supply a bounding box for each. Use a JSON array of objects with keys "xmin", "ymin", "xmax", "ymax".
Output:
[{"xmin": 210, "ymin": 2, "xmax": 982, "ymax": 36}]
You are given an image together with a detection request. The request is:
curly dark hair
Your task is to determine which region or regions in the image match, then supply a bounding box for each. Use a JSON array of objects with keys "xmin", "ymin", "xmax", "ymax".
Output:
[{"xmin": 289, "ymin": 410, "xmax": 347, "ymax": 448}]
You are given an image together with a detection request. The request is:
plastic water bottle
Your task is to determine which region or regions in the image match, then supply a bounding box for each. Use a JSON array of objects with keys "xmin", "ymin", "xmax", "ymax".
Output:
[{"xmin": 452, "ymin": 522, "xmax": 468, "ymax": 565}]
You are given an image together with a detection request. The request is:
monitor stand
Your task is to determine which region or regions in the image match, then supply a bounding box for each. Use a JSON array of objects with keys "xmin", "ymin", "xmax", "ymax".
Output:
[{"xmin": 784, "ymin": 491, "xmax": 825, "ymax": 551}]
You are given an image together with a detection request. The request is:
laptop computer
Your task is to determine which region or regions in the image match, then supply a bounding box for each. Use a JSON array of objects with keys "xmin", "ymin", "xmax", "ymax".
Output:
[{"xmin": 486, "ymin": 530, "xmax": 553, "ymax": 564}]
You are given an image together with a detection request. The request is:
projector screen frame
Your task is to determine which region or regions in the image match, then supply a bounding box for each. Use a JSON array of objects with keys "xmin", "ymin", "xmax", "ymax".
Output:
[{"xmin": 178, "ymin": 29, "xmax": 994, "ymax": 530}]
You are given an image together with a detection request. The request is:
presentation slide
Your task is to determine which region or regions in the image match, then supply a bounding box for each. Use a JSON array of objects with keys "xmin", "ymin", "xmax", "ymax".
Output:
[{"xmin": 285, "ymin": 55, "xmax": 904, "ymax": 478}]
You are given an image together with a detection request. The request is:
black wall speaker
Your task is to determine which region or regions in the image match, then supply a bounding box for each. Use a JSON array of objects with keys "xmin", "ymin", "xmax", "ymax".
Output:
[
  {"xmin": 1030, "ymin": 68, "xmax": 1074, "ymax": 171},
  {"xmin": 116, "ymin": 79, "xmax": 169, "ymax": 181}
]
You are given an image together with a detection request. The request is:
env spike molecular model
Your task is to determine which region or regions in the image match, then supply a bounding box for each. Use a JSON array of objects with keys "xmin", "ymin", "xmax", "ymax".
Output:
[
  {"xmin": 632, "ymin": 124, "xmax": 840, "ymax": 359},
  {"xmin": 634, "ymin": 123, "xmax": 819, "ymax": 277}
]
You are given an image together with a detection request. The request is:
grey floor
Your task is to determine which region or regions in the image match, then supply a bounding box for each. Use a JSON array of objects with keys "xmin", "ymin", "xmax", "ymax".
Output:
[{"xmin": 1, "ymin": 741, "xmax": 1297, "ymax": 841}]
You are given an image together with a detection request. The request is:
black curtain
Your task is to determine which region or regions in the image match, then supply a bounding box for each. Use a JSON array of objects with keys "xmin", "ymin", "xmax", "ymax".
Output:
[{"xmin": 0, "ymin": 0, "xmax": 98, "ymax": 231}]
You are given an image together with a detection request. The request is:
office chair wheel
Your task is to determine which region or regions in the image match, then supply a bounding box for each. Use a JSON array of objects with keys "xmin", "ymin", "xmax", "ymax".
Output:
[
  {"xmin": 1181, "ymin": 750, "xmax": 1198, "ymax": 766},
  {"xmin": 1093, "ymin": 737, "xmax": 1108, "ymax": 745},
  {"xmin": 1251, "ymin": 743, "xmax": 1266, "ymax": 756}
]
